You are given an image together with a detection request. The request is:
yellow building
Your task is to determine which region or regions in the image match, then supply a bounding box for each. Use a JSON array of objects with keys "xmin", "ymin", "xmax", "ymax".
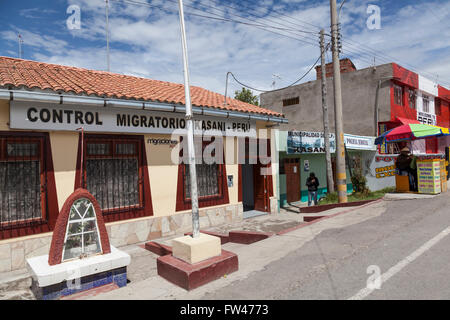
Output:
[{"xmin": 0, "ymin": 56, "xmax": 286, "ymax": 273}]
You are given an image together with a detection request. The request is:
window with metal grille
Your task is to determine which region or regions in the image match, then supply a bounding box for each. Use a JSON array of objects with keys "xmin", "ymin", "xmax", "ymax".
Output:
[
  {"xmin": 282, "ymin": 97, "xmax": 299, "ymax": 107},
  {"xmin": 83, "ymin": 136, "xmax": 143, "ymax": 212},
  {"xmin": 394, "ymin": 84, "xmax": 403, "ymax": 106},
  {"xmin": 0, "ymin": 136, "xmax": 45, "ymax": 229},
  {"xmin": 435, "ymin": 98, "xmax": 441, "ymax": 116},
  {"xmin": 184, "ymin": 163, "xmax": 221, "ymax": 199},
  {"xmin": 176, "ymin": 136, "xmax": 229, "ymax": 211},
  {"xmin": 408, "ymin": 89, "xmax": 416, "ymax": 109},
  {"xmin": 423, "ymin": 95, "xmax": 430, "ymax": 113},
  {"xmin": 182, "ymin": 137, "xmax": 222, "ymax": 200}
]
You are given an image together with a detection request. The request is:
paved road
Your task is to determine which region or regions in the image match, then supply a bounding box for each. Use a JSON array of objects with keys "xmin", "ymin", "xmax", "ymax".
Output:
[{"xmin": 200, "ymin": 194, "xmax": 450, "ymax": 300}]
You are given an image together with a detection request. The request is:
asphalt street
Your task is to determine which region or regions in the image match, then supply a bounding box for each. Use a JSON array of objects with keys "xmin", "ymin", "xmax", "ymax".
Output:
[{"xmin": 200, "ymin": 194, "xmax": 450, "ymax": 300}]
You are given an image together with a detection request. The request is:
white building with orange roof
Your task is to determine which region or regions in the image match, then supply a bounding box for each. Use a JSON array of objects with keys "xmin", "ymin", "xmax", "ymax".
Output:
[{"xmin": 0, "ymin": 56, "xmax": 286, "ymax": 273}]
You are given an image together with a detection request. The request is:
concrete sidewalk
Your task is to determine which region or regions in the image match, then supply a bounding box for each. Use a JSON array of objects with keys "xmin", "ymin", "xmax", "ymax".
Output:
[
  {"xmin": 87, "ymin": 199, "xmax": 386, "ymax": 300},
  {"xmin": 1, "ymin": 198, "xmax": 385, "ymax": 300}
]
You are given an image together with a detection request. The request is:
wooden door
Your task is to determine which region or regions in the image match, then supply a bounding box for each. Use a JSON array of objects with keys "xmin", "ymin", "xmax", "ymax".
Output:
[
  {"xmin": 285, "ymin": 158, "xmax": 300, "ymax": 203},
  {"xmin": 253, "ymin": 163, "xmax": 268, "ymax": 212}
]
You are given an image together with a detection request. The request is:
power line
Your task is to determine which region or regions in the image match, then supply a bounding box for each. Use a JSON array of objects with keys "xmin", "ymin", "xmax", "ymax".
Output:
[
  {"xmin": 179, "ymin": 0, "xmax": 324, "ymax": 46},
  {"xmin": 108, "ymin": 0, "xmax": 450, "ymax": 87},
  {"xmin": 221, "ymin": 0, "xmax": 450, "ymax": 86},
  {"xmin": 111, "ymin": 0, "xmax": 321, "ymax": 47},
  {"xmin": 188, "ymin": 0, "xmax": 448, "ymax": 85},
  {"xmin": 229, "ymin": 54, "xmax": 322, "ymax": 93},
  {"xmin": 227, "ymin": 0, "xmax": 322, "ymax": 32}
]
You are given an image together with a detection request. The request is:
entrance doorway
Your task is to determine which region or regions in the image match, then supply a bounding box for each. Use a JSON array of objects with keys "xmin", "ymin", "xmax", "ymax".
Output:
[
  {"xmin": 241, "ymin": 163, "xmax": 254, "ymax": 212},
  {"xmin": 284, "ymin": 158, "xmax": 301, "ymax": 203},
  {"xmin": 240, "ymin": 138, "xmax": 273, "ymax": 216}
]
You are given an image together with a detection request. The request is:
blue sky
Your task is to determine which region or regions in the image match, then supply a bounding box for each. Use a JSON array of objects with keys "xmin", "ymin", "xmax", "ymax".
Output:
[{"xmin": 1, "ymin": 0, "xmax": 449, "ymax": 95}]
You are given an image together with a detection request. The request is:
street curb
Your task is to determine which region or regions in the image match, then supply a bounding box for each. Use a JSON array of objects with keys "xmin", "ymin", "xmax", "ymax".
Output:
[
  {"xmin": 299, "ymin": 198, "xmax": 381, "ymax": 213},
  {"xmin": 276, "ymin": 198, "xmax": 384, "ymax": 235}
]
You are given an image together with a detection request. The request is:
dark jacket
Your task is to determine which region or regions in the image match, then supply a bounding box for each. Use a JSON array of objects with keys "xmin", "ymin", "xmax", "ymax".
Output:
[
  {"xmin": 396, "ymin": 154, "xmax": 412, "ymax": 170},
  {"xmin": 306, "ymin": 177, "xmax": 319, "ymax": 192}
]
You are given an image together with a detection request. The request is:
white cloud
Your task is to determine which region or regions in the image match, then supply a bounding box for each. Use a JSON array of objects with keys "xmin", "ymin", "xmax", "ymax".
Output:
[{"xmin": 1, "ymin": 0, "xmax": 449, "ymax": 95}]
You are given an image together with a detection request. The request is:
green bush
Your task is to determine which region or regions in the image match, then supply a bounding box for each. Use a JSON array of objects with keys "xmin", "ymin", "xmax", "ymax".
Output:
[
  {"xmin": 321, "ymin": 191, "xmax": 338, "ymax": 204},
  {"xmin": 351, "ymin": 170, "xmax": 369, "ymax": 194}
]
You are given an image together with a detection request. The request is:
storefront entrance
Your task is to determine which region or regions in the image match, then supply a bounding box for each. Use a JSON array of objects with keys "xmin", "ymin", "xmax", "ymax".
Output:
[
  {"xmin": 240, "ymin": 138, "xmax": 273, "ymax": 215},
  {"xmin": 241, "ymin": 163, "xmax": 254, "ymax": 211},
  {"xmin": 284, "ymin": 158, "xmax": 301, "ymax": 203}
]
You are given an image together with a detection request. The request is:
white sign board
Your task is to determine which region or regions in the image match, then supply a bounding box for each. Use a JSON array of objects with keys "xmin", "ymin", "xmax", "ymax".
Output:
[
  {"xmin": 364, "ymin": 152, "xmax": 397, "ymax": 191},
  {"xmin": 287, "ymin": 131, "xmax": 336, "ymax": 154},
  {"xmin": 344, "ymin": 134, "xmax": 376, "ymax": 151},
  {"xmin": 287, "ymin": 131, "xmax": 376, "ymax": 154},
  {"xmin": 10, "ymin": 101, "xmax": 256, "ymax": 137},
  {"xmin": 417, "ymin": 111, "xmax": 436, "ymax": 126}
]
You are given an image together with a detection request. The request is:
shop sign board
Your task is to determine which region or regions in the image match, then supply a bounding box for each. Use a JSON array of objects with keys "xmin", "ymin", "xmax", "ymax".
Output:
[
  {"xmin": 10, "ymin": 101, "xmax": 257, "ymax": 137},
  {"xmin": 344, "ymin": 134, "xmax": 376, "ymax": 151},
  {"xmin": 417, "ymin": 160, "xmax": 441, "ymax": 194},
  {"xmin": 417, "ymin": 111, "xmax": 436, "ymax": 125},
  {"xmin": 378, "ymin": 123, "xmax": 388, "ymax": 154},
  {"xmin": 372, "ymin": 154, "xmax": 398, "ymax": 179},
  {"xmin": 287, "ymin": 131, "xmax": 375, "ymax": 154},
  {"xmin": 287, "ymin": 131, "xmax": 335, "ymax": 154},
  {"xmin": 364, "ymin": 153, "xmax": 397, "ymax": 192}
]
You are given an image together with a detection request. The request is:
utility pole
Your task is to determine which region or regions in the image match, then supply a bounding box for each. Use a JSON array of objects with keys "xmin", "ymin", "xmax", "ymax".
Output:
[
  {"xmin": 105, "ymin": 0, "xmax": 110, "ymax": 72},
  {"xmin": 320, "ymin": 29, "xmax": 335, "ymax": 193},
  {"xmin": 18, "ymin": 34, "xmax": 23, "ymax": 59},
  {"xmin": 177, "ymin": 0, "xmax": 200, "ymax": 237},
  {"xmin": 330, "ymin": 0, "xmax": 347, "ymax": 203}
]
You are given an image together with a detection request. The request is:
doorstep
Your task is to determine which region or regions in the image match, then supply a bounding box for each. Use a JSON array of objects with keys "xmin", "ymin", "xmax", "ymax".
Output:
[{"xmin": 243, "ymin": 210, "xmax": 268, "ymax": 219}]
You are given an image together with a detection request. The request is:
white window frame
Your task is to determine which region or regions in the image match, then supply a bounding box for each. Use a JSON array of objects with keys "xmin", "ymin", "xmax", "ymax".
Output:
[{"xmin": 62, "ymin": 198, "xmax": 103, "ymax": 261}]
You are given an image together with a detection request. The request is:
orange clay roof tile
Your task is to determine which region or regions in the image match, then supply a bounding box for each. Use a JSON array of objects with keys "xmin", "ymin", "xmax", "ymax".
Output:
[{"xmin": 0, "ymin": 56, "xmax": 283, "ymax": 118}]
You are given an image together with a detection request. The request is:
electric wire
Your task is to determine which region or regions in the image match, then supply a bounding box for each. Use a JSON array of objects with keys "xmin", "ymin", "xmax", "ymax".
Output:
[
  {"xmin": 109, "ymin": 0, "xmax": 450, "ymax": 87},
  {"xmin": 229, "ymin": 54, "xmax": 322, "ymax": 93},
  {"xmin": 221, "ymin": 0, "xmax": 450, "ymax": 86}
]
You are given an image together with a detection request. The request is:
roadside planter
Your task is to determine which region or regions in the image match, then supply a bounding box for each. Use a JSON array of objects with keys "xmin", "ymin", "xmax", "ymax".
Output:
[{"xmin": 26, "ymin": 189, "xmax": 130, "ymax": 300}]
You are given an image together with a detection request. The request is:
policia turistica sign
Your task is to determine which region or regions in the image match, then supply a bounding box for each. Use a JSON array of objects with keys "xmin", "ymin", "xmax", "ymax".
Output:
[{"xmin": 10, "ymin": 101, "xmax": 256, "ymax": 137}]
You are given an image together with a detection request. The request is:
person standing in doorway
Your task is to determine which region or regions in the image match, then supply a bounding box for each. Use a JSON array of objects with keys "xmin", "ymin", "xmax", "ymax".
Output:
[
  {"xmin": 395, "ymin": 147, "xmax": 414, "ymax": 190},
  {"xmin": 306, "ymin": 172, "xmax": 320, "ymax": 206}
]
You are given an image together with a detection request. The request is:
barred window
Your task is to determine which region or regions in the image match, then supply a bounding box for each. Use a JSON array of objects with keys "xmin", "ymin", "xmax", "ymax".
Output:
[
  {"xmin": 0, "ymin": 136, "xmax": 44, "ymax": 228},
  {"xmin": 184, "ymin": 163, "xmax": 220, "ymax": 199},
  {"xmin": 394, "ymin": 84, "xmax": 403, "ymax": 106},
  {"xmin": 423, "ymin": 95, "xmax": 430, "ymax": 113},
  {"xmin": 282, "ymin": 97, "xmax": 299, "ymax": 107},
  {"xmin": 435, "ymin": 98, "xmax": 441, "ymax": 116},
  {"xmin": 408, "ymin": 89, "xmax": 416, "ymax": 109},
  {"xmin": 182, "ymin": 137, "xmax": 223, "ymax": 200},
  {"xmin": 84, "ymin": 136, "xmax": 142, "ymax": 212}
]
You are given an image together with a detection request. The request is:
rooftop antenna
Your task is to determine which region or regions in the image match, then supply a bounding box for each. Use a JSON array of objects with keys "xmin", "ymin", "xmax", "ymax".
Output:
[
  {"xmin": 18, "ymin": 33, "xmax": 23, "ymax": 59},
  {"xmin": 105, "ymin": 0, "xmax": 110, "ymax": 71},
  {"xmin": 271, "ymin": 74, "xmax": 281, "ymax": 89}
]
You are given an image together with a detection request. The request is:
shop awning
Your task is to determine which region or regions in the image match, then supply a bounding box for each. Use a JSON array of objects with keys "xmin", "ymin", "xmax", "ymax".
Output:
[
  {"xmin": 395, "ymin": 116, "xmax": 420, "ymax": 125},
  {"xmin": 375, "ymin": 123, "xmax": 450, "ymax": 145}
]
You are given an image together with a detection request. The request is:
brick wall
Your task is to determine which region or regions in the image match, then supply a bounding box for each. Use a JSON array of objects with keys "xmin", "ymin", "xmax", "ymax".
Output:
[{"xmin": 316, "ymin": 58, "xmax": 357, "ymax": 80}]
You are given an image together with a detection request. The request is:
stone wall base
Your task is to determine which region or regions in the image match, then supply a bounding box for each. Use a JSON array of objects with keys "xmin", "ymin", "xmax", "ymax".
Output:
[{"xmin": 0, "ymin": 203, "xmax": 245, "ymax": 273}]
